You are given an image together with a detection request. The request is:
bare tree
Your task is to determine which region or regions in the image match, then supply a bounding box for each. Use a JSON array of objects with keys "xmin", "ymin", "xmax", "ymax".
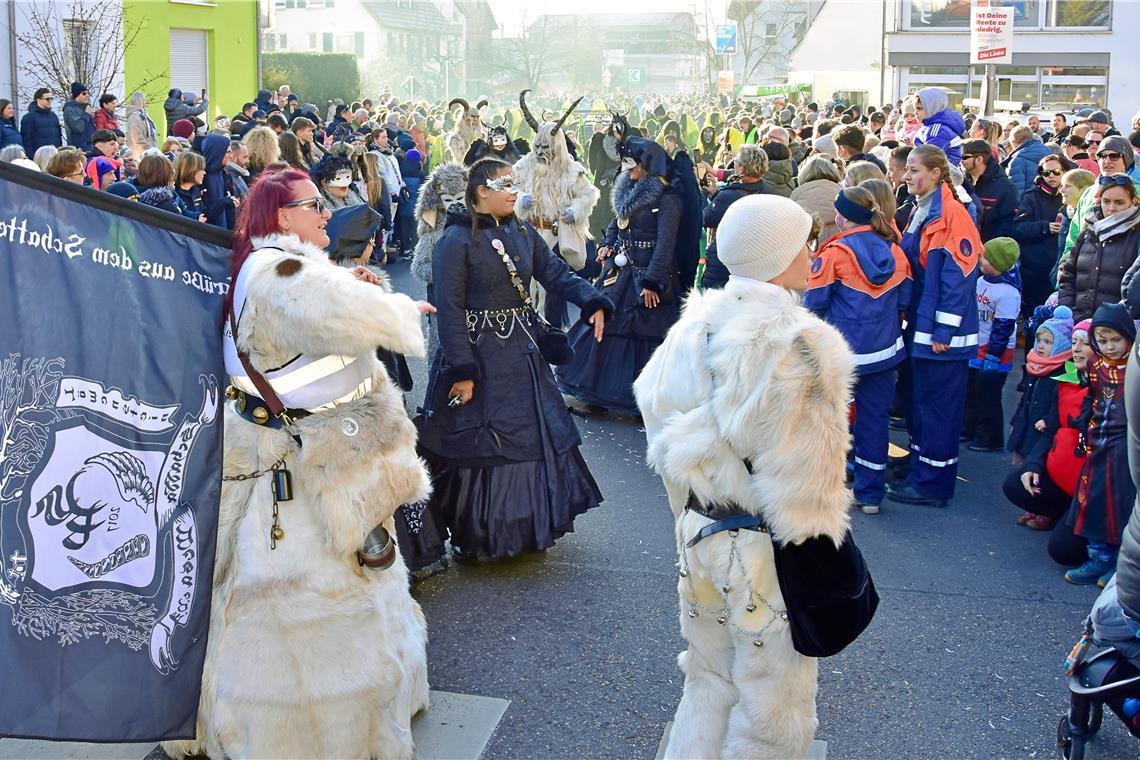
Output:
[
  {"xmin": 491, "ymin": 13, "xmax": 578, "ymax": 90},
  {"xmin": 10, "ymin": 1, "xmax": 163, "ymax": 107},
  {"xmin": 729, "ymin": 0, "xmax": 807, "ymax": 84}
]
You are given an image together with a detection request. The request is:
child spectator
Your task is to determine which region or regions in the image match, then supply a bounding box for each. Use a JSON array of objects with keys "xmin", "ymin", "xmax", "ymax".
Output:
[
  {"xmin": 1002, "ymin": 317, "xmax": 1090, "ymax": 566},
  {"xmin": 173, "ymin": 150, "xmax": 207, "ymax": 223},
  {"xmin": 1008, "ymin": 304, "xmax": 1073, "ymax": 466},
  {"xmin": 806, "ymin": 185, "xmax": 912, "ymax": 515},
  {"xmin": 911, "ymin": 88, "xmax": 967, "ymax": 166},
  {"xmin": 1065, "ymin": 302, "xmax": 1136, "ymax": 586},
  {"xmin": 964, "ymin": 237, "xmax": 1021, "ymax": 452},
  {"xmin": 84, "ymin": 129, "xmax": 121, "ymax": 190}
]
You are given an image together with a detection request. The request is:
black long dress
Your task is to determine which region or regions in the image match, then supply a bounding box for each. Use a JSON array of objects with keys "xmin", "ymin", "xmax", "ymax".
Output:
[
  {"xmin": 416, "ymin": 210, "xmax": 613, "ymax": 559},
  {"xmin": 556, "ymin": 170, "xmax": 682, "ymax": 414}
]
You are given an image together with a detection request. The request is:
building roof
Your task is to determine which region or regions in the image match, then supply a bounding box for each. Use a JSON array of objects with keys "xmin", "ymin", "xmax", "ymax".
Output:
[{"xmin": 361, "ymin": 0, "xmax": 458, "ymax": 35}]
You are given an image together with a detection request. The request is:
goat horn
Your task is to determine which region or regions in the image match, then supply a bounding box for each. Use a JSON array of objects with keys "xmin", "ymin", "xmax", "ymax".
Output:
[
  {"xmin": 475, "ymin": 98, "xmax": 489, "ymax": 110},
  {"xmin": 519, "ymin": 89, "xmax": 540, "ymax": 133},
  {"xmin": 448, "ymin": 98, "xmax": 470, "ymax": 113},
  {"xmin": 553, "ymin": 96, "xmax": 584, "ymax": 133}
]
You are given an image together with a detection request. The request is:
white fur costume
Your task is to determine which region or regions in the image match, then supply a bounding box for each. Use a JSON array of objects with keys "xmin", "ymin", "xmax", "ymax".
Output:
[
  {"xmin": 445, "ymin": 98, "xmax": 487, "ymax": 165},
  {"xmin": 164, "ymin": 233, "xmax": 431, "ymax": 760},
  {"xmin": 634, "ymin": 277, "xmax": 854, "ymax": 759}
]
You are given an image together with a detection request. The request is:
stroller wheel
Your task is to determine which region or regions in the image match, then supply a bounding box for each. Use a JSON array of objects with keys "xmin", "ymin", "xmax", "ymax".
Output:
[
  {"xmin": 1057, "ymin": 714, "xmax": 1073, "ymax": 760},
  {"xmin": 1087, "ymin": 702, "xmax": 1103, "ymax": 736}
]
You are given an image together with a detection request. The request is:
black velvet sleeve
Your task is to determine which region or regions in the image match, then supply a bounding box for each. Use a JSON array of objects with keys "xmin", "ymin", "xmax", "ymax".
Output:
[
  {"xmin": 432, "ymin": 228, "xmax": 481, "ymax": 383},
  {"xmin": 641, "ymin": 192, "xmax": 682, "ymax": 294},
  {"xmin": 528, "ymin": 225, "xmax": 614, "ymax": 318}
]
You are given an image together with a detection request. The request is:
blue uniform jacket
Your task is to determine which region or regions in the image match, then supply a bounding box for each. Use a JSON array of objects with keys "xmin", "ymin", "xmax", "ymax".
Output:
[
  {"xmin": 806, "ymin": 226, "xmax": 913, "ymax": 375},
  {"xmin": 902, "ymin": 184, "xmax": 982, "ymax": 361}
]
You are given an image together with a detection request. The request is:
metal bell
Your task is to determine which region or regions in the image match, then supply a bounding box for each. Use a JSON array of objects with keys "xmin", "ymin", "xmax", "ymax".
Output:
[
  {"xmin": 780, "ymin": 612, "xmax": 789, "ymax": 621},
  {"xmin": 722, "ymin": 585, "xmax": 731, "ymax": 594},
  {"xmin": 688, "ymin": 609, "xmax": 698, "ymax": 618},
  {"xmin": 224, "ymin": 385, "xmax": 239, "ymax": 400},
  {"xmin": 716, "ymin": 616, "xmax": 727, "ymax": 625},
  {"xmin": 746, "ymin": 603, "xmax": 757, "ymax": 613},
  {"xmin": 252, "ymin": 406, "xmax": 270, "ymax": 424},
  {"xmin": 272, "ymin": 525, "xmax": 285, "ymax": 540},
  {"xmin": 753, "ymin": 640, "xmax": 764, "ymax": 648},
  {"xmin": 679, "ymin": 569, "xmax": 688, "ymax": 578}
]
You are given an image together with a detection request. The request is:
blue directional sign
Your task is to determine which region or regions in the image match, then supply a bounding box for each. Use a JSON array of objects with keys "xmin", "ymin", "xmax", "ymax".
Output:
[{"xmin": 715, "ymin": 24, "xmax": 737, "ymax": 55}]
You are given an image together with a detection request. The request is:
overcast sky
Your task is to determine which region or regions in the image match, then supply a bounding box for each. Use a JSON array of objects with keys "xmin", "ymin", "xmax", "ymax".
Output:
[{"xmin": 485, "ymin": 0, "xmax": 727, "ymax": 36}]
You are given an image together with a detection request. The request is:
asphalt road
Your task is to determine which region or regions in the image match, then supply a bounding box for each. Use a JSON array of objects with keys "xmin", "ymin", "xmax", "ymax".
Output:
[{"xmin": 387, "ymin": 259, "xmax": 1135, "ymax": 759}]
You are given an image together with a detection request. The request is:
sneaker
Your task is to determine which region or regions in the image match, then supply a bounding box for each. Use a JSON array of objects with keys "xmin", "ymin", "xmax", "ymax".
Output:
[
  {"xmin": 1097, "ymin": 568, "xmax": 1116, "ymax": 589},
  {"xmin": 858, "ymin": 502, "xmax": 880, "ymax": 515},
  {"xmin": 1025, "ymin": 515, "xmax": 1056, "ymax": 531},
  {"xmin": 1065, "ymin": 557, "xmax": 1114, "ymax": 585},
  {"xmin": 1015, "ymin": 511, "xmax": 1035, "ymax": 526}
]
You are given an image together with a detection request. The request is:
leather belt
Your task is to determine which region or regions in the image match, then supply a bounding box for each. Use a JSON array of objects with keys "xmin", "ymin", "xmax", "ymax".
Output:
[
  {"xmin": 226, "ymin": 386, "xmax": 311, "ymax": 430},
  {"xmin": 532, "ymin": 218, "xmax": 557, "ymax": 231},
  {"xmin": 684, "ymin": 492, "xmax": 767, "ymax": 548}
]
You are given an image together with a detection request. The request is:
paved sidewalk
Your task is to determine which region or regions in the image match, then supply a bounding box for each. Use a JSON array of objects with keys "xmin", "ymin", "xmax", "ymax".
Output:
[{"xmin": 0, "ymin": 691, "xmax": 509, "ymax": 760}]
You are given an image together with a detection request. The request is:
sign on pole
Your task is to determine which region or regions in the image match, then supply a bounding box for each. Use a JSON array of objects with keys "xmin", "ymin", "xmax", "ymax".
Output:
[
  {"xmin": 627, "ymin": 68, "xmax": 643, "ymax": 85},
  {"xmin": 717, "ymin": 70, "xmax": 735, "ymax": 95},
  {"xmin": 603, "ymin": 49, "xmax": 624, "ymax": 67},
  {"xmin": 715, "ymin": 24, "xmax": 738, "ymax": 55},
  {"xmin": 970, "ymin": 2, "xmax": 1014, "ymax": 65}
]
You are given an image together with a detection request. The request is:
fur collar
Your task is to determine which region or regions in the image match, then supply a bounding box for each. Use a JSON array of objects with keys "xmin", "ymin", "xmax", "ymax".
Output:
[
  {"xmin": 611, "ymin": 171, "xmax": 665, "ymax": 219},
  {"xmin": 252, "ymin": 232, "xmax": 331, "ymax": 263}
]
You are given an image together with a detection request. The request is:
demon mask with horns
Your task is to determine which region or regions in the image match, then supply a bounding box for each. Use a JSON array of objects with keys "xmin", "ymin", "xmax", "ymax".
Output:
[{"xmin": 445, "ymin": 97, "xmax": 488, "ymax": 164}]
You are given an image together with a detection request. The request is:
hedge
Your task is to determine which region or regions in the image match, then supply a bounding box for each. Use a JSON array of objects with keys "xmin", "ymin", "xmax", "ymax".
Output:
[{"xmin": 261, "ymin": 53, "xmax": 361, "ymax": 113}]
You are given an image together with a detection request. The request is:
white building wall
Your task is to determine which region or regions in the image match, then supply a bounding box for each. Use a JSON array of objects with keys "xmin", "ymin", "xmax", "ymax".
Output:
[
  {"xmin": 264, "ymin": 0, "xmax": 380, "ymax": 55},
  {"xmin": 787, "ymin": 0, "xmax": 894, "ymax": 107},
  {"xmin": 0, "ymin": 0, "xmax": 124, "ymax": 115}
]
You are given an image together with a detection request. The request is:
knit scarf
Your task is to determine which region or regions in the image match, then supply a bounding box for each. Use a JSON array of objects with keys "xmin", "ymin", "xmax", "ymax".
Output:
[
  {"xmin": 1090, "ymin": 204, "xmax": 1140, "ymax": 240},
  {"xmin": 1026, "ymin": 347, "xmax": 1071, "ymax": 377}
]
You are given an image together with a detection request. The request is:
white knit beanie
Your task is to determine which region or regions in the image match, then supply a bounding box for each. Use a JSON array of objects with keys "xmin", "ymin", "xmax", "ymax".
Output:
[{"xmin": 716, "ymin": 195, "xmax": 814, "ymax": 283}]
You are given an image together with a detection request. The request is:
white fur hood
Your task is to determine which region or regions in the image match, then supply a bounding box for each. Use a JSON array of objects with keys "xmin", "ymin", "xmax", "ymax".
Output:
[
  {"xmin": 237, "ymin": 232, "xmax": 425, "ymax": 373},
  {"xmin": 634, "ymin": 277, "xmax": 855, "ymax": 545}
]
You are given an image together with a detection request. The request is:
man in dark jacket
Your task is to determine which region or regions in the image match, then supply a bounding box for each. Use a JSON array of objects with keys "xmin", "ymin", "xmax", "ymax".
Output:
[
  {"xmin": 20, "ymin": 87, "xmax": 62, "ymax": 155},
  {"xmin": 1011, "ymin": 154, "xmax": 1065, "ymax": 315},
  {"xmin": 833, "ymin": 123, "xmax": 887, "ymax": 174},
  {"xmin": 962, "ymin": 139, "xmax": 1017, "ymax": 242},
  {"xmin": 163, "ymin": 88, "xmax": 208, "ymax": 135},
  {"xmin": 62, "ymin": 82, "xmax": 95, "ymax": 152},
  {"xmin": 700, "ymin": 144, "xmax": 771, "ymax": 289},
  {"xmin": 200, "ymin": 133, "xmax": 237, "ymax": 230}
]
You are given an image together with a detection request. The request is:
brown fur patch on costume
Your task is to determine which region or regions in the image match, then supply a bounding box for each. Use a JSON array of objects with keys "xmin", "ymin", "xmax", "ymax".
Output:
[{"xmin": 276, "ymin": 258, "xmax": 303, "ymax": 277}]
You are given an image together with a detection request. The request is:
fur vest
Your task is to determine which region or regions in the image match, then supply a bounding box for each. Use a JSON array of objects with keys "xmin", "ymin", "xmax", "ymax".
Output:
[{"xmin": 634, "ymin": 277, "xmax": 854, "ymax": 546}]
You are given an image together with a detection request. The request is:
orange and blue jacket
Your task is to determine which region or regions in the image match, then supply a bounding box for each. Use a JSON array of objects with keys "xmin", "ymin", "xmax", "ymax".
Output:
[
  {"xmin": 806, "ymin": 226, "xmax": 913, "ymax": 375},
  {"xmin": 900, "ymin": 183, "xmax": 982, "ymax": 361}
]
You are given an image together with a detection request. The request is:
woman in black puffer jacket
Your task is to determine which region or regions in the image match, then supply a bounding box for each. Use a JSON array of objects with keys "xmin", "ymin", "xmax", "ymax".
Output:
[
  {"xmin": 1058, "ymin": 175, "xmax": 1140, "ymax": 321},
  {"xmin": 1012, "ymin": 154, "xmax": 1065, "ymax": 315}
]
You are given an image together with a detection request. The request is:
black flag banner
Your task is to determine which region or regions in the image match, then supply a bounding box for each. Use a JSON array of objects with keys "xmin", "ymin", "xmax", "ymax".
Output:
[{"xmin": 0, "ymin": 162, "xmax": 229, "ymax": 742}]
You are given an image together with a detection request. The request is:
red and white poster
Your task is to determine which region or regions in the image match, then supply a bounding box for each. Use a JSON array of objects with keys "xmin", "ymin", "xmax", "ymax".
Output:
[{"xmin": 971, "ymin": 2, "xmax": 1014, "ymax": 65}]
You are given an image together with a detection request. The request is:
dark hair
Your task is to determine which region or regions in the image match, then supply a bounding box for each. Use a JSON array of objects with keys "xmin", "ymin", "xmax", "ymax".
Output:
[
  {"xmin": 869, "ymin": 111, "xmax": 886, "ymax": 124},
  {"xmin": 833, "ymin": 124, "xmax": 866, "ymax": 154},
  {"xmin": 99, "ymin": 93, "xmax": 116, "ymax": 107},
  {"xmin": 1066, "ymin": 133, "xmax": 1088, "ymax": 150},
  {"xmin": 1129, "ymin": 129, "xmax": 1140, "ymax": 151},
  {"xmin": 136, "ymin": 153, "xmax": 174, "ymax": 188},
  {"xmin": 310, "ymin": 154, "xmax": 355, "ymax": 185},
  {"xmin": 92, "ymin": 129, "xmax": 117, "ymax": 145},
  {"xmin": 962, "ymin": 138, "xmax": 993, "ymax": 164},
  {"xmin": 0, "ymin": 99, "xmax": 11, "ymax": 119},
  {"xmin": 815, "ymin": 118, "xmax": 836, "ymax": 136},
  {"xmin": 242, "ymin": 102, "xmax": 256, "ymax": 114},
  {"xmin": 465, "ymin": 157, "xmax": 512, "ymax": 232},
  {"xmin": 33, "ymin": 87, "xmax": 51, "ymax": 102},
  {"xmin": 277, "ymin": 131, "xmax": 305, "ymax": 169},
  {"xmin": 1054, "ymin": 113, "xmax": 1067, "ymax": 123},
  {"xmin": 761, "ymin": 140, "xmax": 790, "ymax": 161},
  {"xmin": 890, "ymin": 145, "xmax": 912, "ymax": 164},
  {"xmin": 267, "ymin": 113, "xmax": 289, "ymax": 131}
]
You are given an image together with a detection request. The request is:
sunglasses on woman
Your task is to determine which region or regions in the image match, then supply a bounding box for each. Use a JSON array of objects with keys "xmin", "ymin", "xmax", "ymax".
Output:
[
  {"xmin": 1097, "ymin": 174, "xmax": 1132, "ymax": 188},
  {"xmin": 281, "ymin": 196, "xmax": 328, "ymax": 214},
  {"xmin": 1038, "ymin": 167, "xmax": 1063, "ymax": 177}
]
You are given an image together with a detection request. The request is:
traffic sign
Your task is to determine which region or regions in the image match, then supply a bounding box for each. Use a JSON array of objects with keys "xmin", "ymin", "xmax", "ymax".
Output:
[
  {"xmin": 627, "ymin": 68, "xmax": 643, "ymax": 84},
  {"xmin": 715, "ymin": 24, "xmax": 737, "ymax": 55}
]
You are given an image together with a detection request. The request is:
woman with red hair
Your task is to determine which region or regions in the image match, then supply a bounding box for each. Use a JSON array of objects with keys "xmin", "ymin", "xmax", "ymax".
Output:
[{"xmin": 166, "ymin": 167, "xmax": 436, "ymax": 760}]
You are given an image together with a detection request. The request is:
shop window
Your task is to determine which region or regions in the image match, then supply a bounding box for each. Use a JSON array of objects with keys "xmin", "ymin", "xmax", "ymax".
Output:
[
  {"xmin": 906, "ymin": 82, "xmax": 967, "ymax": 110},
  {"xmin": 909, "ymin": 0, "xmax": 1039, "ymax": 28},
  {"xmin": 1040, "ymin": 83, "xmax": 1105, "ymax": 109},
  {"xmin": 1046, "ymin": 0, "xmax": 1110, "ymax": 26},
  {"xmin": 908, "ymin": 66, "xmax": 970, "ymax": 76}
]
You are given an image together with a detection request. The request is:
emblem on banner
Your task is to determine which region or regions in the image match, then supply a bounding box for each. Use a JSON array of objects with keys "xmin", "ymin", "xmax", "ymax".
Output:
[{"xmin": 0, "ymin": 353, "xmax": 218, "ymax": 674}]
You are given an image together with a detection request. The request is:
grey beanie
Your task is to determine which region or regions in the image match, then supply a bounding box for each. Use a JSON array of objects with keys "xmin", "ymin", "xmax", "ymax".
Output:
[{"xmin": 1099, "ymin": 135, "xmax": 1135, "ymax": 168}]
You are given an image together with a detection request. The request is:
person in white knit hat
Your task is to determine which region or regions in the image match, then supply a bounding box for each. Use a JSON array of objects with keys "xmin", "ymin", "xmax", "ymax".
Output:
[{"xmin": 634, "ymin": 194, "xmax": 859, "ymax": 758}]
